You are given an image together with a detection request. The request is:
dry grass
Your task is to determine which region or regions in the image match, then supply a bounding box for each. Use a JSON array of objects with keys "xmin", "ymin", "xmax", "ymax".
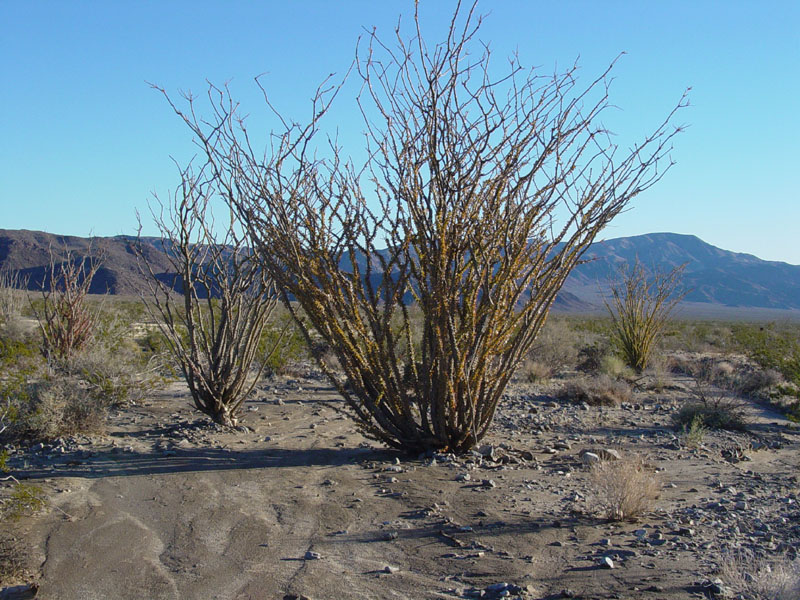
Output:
[
  {"xmin": 720, "ymin": 551, "xmax": 800, "ymax": 600},
  {"xmin": 557, "ymin": 375, "xmax": 633, "ymax": 406},
  {"xmin": 0, "ymin": 532, "xmax": 29, "ymax": 587},
  {"xmin": 589, "ymin": 455, "xmax": 660, "ymax": 521}
]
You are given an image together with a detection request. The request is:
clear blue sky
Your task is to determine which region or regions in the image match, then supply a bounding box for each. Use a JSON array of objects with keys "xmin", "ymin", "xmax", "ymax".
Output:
[{"xmin": 2, "ymin": 1, "xmax": 798, "ymax": 263}]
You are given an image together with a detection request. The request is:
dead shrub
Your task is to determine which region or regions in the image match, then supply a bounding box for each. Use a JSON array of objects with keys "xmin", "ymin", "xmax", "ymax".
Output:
[
  {"xmin": 0, "ymin": 270, "xmax": 28, "ymax": 328},
  {"xmin": 519, "ymin": 359, "xmax": 553, "ymax": 383},
  {"xmin": 527, "ymin": 318, "xmax": 582, "ymax": 374},
  {"xmin": 720, "ymin": 551, "xmax": 800, "ymax": 600},
  {"xmin": 589, "ymin": 455, "xmax": 660, "ymax": 521},
  {"xmin": 737, "ymin": 368, "xmax": 783, "ymax": 396},
  {"xmin": 557, "ymin": 375, "xmax": 632, "ymax": 406},
  {"xmin": 33, "ymin": 243, "xmax": 105, "ymax": 363},
  {"xmin": 16, "ymin": 377, "xmax": 108, "ymax": 440},
  {"xmin": 674, "ymin": 380, "xmax": 748, "ymax": 431}
]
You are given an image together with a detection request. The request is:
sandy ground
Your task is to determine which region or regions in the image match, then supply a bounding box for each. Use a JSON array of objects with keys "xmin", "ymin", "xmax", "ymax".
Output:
[{"xmin": 3, "ymin": 368, "xmax": 799, "ymax": 600}]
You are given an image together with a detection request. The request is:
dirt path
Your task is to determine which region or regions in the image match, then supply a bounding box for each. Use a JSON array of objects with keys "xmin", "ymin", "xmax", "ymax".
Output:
[{"xmin": 6, "ymin": 373, "xmax": 800, "ymax": 599}]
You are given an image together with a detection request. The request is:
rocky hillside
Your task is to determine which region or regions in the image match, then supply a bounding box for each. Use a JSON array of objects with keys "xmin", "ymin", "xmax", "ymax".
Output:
[{"xmin": 2, "ymin": 228, "xmax": 799, "ymax": 312}]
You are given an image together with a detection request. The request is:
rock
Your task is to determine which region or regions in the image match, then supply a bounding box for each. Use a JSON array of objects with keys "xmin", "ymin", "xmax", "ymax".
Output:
[
  {"xmin": 481, "ymin": 479, "xmax": 496, "ymax": 488},
  {"xmin": 599, "ymin": 556, "xmax": 614, "ymax": 569},
  {"xmin": 581, "ymin": 452, "xmax": 600, "ymax": 466},
  {"xmin": 383, "ymin": 565, "xmax": 399, "ymax": 574},
  {"xmin": 599, "ymin": 448, "xmax": 621, "ymax": 460},
  {"xmin": 702, "ymin": 578, "xmax": 728, "ymax": 597},
  {"xmin": 456, "ymin": 472, "xmax": 471, "ymax": 482},
  {"xmin": 304, "ymin": 551, "xmax": 322, "ymax": 560}
]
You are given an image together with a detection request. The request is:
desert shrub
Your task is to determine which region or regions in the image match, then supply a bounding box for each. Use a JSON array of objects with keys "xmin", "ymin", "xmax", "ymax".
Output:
[
  {"xmin": 605, "ymin": 260, "xmax": 686, "ymax": 373},
  {"xmin": 589, "ymin": 455, "xmax": 660, "ymax": 521},
  {"xmin": 557, "ymin": 375, "xmax": 632, "ymax": 406},
  {"xmin": 737, "ymin": 368, "xmax": 783, "ymax": 396},
  {"xmin": 0, "ymin": 532, "xmax": 30, "ymax": 586},
  {"xmin": 721, "ymin": 551, "xmax": 800, "ymax": 600},
  {"xmin": 598, "ymin": 354, "xmax": 633, "ymax": 379},
  {"xmin": 163, "ymin": 4, "xmax": 685, "ymax": 452},
  {"xmin": 258, "ymin": 316, "xmax": 309, "ymax": 377},
  {"xmin": 0, "ymin": 270, "xmax": 28, "ymax": 328},
  {"xmin": 519, "ymin": 359, "xmax": 553, "ymax": 383},
  {"xmin": 32, "ymin": 244, "xmax": 105, "ymax": 362},
  {"xmin": 526, "ymin": 318, "xmax": 583, "ymax": 373},
  {"xmin": 680, "ymin": 414, "xmax": 707, "ymax": 449},
  {"xmin": 138, "ymin": 175, "xmax": 279, "ymax": 427},
  {"xmin": 0, "ymin": 483, "xmax": 46, "ymax": 522},
  {"xmin": 11, "ymin": 377, "xmax": 108, "ymax": 440},
  {"xmin": 733, "ymin": 322, "xmax": 800, "ymax": 386},
  {"xmin": 674, "ymin": 381, "xmax": 747, "ymax": 431}
]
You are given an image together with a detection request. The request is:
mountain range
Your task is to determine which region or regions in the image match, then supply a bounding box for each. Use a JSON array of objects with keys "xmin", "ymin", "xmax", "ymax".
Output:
[{"xmin": 1, "ymin": 229, "xmax": 798, "ymax": 318}]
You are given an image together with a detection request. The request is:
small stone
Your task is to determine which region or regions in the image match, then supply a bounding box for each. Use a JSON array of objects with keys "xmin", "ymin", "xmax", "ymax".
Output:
[
  {"xmin": 581, "ymin": 452, "xmax": 600, "ymax": 466},
  {"xmin": 304, "ymin": 551, "xmax": 322, "ymax": 560},
  {"xmin": 599, "ymin": 556, "xmax": 614, "ymax": 569},
  {"xmin": 383, "ymin": 565, "xmax": 399, "ymax": 574},
  {"xmin": 456, "ymin": 473, "xmax": 471, "ymax": 482},
  {"xmin": 481, "ymin": 479, "xmax": 496, "ymax": 488}
]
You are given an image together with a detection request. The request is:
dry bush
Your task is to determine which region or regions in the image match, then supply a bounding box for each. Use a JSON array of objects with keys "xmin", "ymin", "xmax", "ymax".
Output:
[
  {"xmin": 14, "ymin": 377, "xmax": 108, "ymax": 440},
  {"xmin": 737, "ymin": 368, "xmax": 783, "ymax": 396},
  {"xmin": 721, "ymin": 551, "xmax": 800, "ymax": 600},
  {"xmin": 643, "ymin": 353, "xmax": 671, "ymax": 391},
  {"xmin": 33, "ymin": 243, "xmax": 104, "ymax": 362},
  {"xmin": 527, "ymin": 318, "xmax": 583, "ymax": 374},
  {"xmin": 519, "ymin": 359, "xmax": 553, "ymax": 383},
  {"xmin": 161, "ymin": 4, "xmax": 685, "ymax": 452},
  {"xmin": 0, "ymin": 532, "xmax": 29, "ymax": 586},
  {"xmin": 589, "ymin": 455, "xmax": 660, "ymax": 521},
  {"xmin": 137, "ymin": 166, "xmax": 279, "ymax": 427},
  {"xmin": 598, "ymin": 354, "xmax": 633, "ymax": 379},
  {"xmin": 606, "ymin": 260, "xmax": 686, "ymax": 373},
  {"xmin": 0, "ymin": 270, "xmax": 28, "ymax": 327},
  {"xmin": 557, "ymin": 375, "xmax": 632, "ymax": 406},
  {"xmin": 674, "ymin": 379, "xmax": 748, "ymax": 431}
]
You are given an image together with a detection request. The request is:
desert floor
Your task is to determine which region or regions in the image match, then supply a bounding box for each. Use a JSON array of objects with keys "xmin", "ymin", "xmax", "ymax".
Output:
[{"xmin": 3, "ymin": 365, "xmax": 799, "ymax": 600}]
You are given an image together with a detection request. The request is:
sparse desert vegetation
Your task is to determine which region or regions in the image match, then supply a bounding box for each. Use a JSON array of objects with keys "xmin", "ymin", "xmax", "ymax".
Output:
[
  {"xmin": 1, "ymin": 277, "xmax": 799, "ymax": 596},
  {"xmin": 2, "ymin": 4, "xmax": 799, "ymax": 600}
]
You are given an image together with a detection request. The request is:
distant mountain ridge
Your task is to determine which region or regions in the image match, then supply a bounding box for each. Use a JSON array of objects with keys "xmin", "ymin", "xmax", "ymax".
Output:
[
  {"xmin": 566, "ymin": 232, "xmax": 800, "ymax": 311},
  {"xmin": 1, "ymin": 228, "xmax": 799, "ymax": 313}
]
